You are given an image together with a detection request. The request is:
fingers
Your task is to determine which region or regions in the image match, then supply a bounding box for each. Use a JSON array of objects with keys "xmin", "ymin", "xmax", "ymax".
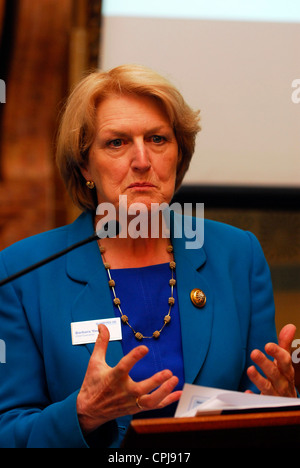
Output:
[
  {"xmin": 264, "ymin": 342, "xmax": 294, "ymax": 379},
  {"xmin": 136, "ymin": 374, "xmax": 181, "ymax": 411},
  {"xmin": 112, "ymin": 345, "xmax": 149, "ymax": 381},
  {"xmin": 247, "ymin": 348, "xmax": 282, "ymax": 395},
  {"xmin": 158, "ymin": 390, "xmax": 183, "ymax": 408},
  {"xmin": 138, "ymin": 369, "xmax": 175, "ymax": 395},
  {"xmin": 278, "ymin": 324, "xmax": 296, "ymax": 353},
  {"xmin": 93, "ymin": 324, "xmax": 110, "ymax": 361},
  {"xmin": 247, "ymin": 364, "xmax": 274, "ymax": 395},
  {"xmin": 247, "ymin": 346, "xmax": 296, "ymax": 397},
  {"xmin": 114, "ymin": 357, "xmax": 180, "ymax": 411},
  {"xmin": 93, "ymin": 325, "xmax": 150, "ymax": 388},
  {"xmin": 247, "ymin": 324, "xmax": 297, "ymax": 398},
  {"xmin": 92, "ymin": 325, "xmax": 181, "ymax": 414},
  {"xmin": 114, "ymin": 356, "xmax": 181, "ymax": 412}
]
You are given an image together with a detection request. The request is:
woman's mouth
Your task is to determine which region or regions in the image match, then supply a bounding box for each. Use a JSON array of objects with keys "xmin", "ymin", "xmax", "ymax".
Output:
[{"xmin": 127, "ymin": 182, "xmax": 156, "ymax": 190}]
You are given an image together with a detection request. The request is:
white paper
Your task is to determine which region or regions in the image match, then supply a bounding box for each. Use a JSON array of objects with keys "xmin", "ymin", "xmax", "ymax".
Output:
[
  {"xmin": 175, "ymin": 384, "xmax": 300, "ymax": 417},
  {"xmin": 71, "ymin": 318, "xmax": 122, "ymax": 345}
]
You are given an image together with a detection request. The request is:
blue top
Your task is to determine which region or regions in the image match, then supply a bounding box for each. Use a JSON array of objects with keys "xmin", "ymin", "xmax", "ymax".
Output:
[{"xmin": 110, "ymin": 263, "xmax": 185, "ymax": 417}]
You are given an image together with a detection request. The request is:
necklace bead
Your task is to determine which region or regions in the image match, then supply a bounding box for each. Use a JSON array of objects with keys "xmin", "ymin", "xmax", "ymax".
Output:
[
  {"xmin": 99, "ymin": 242, "xmax": 176, "ymax": 341},
  {"xmin": 135, "ymin": 332, "xmax": 143, "ymax": 340}
]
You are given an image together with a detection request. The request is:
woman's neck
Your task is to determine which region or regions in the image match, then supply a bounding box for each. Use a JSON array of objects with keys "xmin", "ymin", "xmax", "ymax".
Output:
[
  {"xmin": 94, "ymin": 211, "xmax": 173, "ymax": 268},
  {"xmin": 98, "ymin": 235, "xmax": 172, "ymax": 269}
]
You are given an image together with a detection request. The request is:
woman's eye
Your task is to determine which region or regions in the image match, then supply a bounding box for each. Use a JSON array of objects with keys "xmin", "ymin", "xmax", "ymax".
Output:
[
  {"xmin": 151, "ymin": 135, "xmax": 166, "ymax": 144},
  {"xmin": 108, "ymin": 138, "xmax": 123, "ymax": 148}
]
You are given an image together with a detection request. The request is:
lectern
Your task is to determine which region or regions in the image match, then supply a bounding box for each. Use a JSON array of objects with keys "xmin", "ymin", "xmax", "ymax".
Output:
[{"xmin": 122, "ymin": 411, "xmax": 300, "ymax": 448}]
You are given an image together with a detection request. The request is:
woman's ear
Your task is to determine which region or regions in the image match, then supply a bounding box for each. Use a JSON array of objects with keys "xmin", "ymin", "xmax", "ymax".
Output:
[
  {"xmin": 79, "ymin": 163, "xmax": 91, "ymax": 183},
  {"xmin": 177, "ymin": 149, "xmax": 182, "ymax": 166}
]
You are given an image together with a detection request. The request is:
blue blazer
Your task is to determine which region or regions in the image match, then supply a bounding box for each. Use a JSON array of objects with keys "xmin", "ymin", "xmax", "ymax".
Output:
[{"xmin": 0, "ymin": 211, "xmax": 277, "ymax": 448}]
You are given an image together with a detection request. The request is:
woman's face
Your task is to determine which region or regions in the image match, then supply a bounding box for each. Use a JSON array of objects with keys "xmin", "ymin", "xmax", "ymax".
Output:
[{"xmin": 81, "ymin": 94, "xmax": 179, "ymax": 212}]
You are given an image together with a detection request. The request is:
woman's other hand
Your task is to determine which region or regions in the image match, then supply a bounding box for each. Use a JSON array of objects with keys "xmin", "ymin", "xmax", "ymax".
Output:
[
  {"xmin": 247, "ymin": 324, "xmax": 297, "ymax": 398},
  {"xmin": 76, "ymin": 324, "xmax": 182, "ymax": 434}
]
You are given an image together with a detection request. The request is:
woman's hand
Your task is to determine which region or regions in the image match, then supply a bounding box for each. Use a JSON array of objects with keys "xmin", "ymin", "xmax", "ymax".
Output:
[
  {"xmin": 247, "ymin": 324, "xmax": 297, "ymax": 398},
  {"xmin": 76, "ymin": 324, "xmax": 182, "ymax": 434}
]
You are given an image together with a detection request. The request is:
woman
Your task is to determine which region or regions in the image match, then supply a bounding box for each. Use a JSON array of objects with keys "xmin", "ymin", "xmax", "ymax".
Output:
[{"xmin": 0, "ymin": 65, "xmax": 297, "ymax": 448}]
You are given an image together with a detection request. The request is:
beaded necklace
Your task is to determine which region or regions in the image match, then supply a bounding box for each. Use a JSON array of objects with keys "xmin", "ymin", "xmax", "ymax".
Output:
[{"xmin": 98, "ymin": 243, "xmax": 176, "ymax": 340}]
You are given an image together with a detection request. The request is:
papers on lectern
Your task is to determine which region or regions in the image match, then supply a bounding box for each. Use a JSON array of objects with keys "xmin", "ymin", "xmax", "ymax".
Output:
[{"xmin": 175, "ymin": 384, "xmax": 300, "ymax": 418}]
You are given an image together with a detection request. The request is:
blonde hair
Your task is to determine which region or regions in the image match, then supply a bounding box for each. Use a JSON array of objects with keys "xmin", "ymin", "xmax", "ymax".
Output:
[{"xmin": 56, "ymin": 64, "xmax": 201, "ymax": 211}]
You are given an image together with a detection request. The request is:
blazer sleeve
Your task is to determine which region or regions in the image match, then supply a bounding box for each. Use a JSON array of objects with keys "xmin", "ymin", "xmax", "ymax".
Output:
[
  {"xmin": 0, "ymin": 252, "xmax": 90, "ymax": 448},
  {"xmin": 238, "ymin": 230, "xmax": 278, "ymax": 392}
]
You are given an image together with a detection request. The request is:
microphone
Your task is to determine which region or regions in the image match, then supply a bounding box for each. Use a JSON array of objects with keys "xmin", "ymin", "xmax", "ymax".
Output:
[{"xmin": 0, "ymin": 221, "xmax": 120, "ymax": 287}]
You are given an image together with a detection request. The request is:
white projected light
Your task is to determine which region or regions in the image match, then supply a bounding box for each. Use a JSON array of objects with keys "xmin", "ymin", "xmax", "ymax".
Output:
[
  {"xmin": 101, "ymin": 2, "xmax": 300, "ymax": 188},
  {"xmin": 103, "ymin": 0, "xmax": 300, "ymax": 23}
]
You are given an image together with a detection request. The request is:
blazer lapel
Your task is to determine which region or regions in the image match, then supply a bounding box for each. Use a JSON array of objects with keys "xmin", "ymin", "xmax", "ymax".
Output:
[
  {"xmin": 172, "ymin": 213, "xmax": 214, "ymax": 384},
  {"xmin": 66, "ymin": 212, "xmax": 124, "ymax": 367}
]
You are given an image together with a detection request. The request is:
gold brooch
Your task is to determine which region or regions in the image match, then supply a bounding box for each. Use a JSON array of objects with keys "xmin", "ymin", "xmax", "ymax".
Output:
[{"xmin": 190, "ymin": 288, "xmax": 206, "ymax": 308}]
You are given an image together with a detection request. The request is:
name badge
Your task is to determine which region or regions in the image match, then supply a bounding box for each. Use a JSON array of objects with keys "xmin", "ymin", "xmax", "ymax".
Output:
[{"xmin": 71, "ymin": 318, "xmax": 122, "ymax": 345}]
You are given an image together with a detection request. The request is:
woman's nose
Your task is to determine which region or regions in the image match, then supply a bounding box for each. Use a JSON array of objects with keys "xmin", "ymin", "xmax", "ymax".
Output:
[{"xmin": 131, "ymin": 141, "xmax": 151, "ymax": 172}]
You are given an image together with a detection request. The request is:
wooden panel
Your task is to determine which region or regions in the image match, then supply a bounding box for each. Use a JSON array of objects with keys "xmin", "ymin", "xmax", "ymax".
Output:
[
  {"xmin": 0, "ymin": 0, "xmax": 5, "ymax": 36},
  {"xmin": 0, "ymin": 0, "xmax": 103, "ymax": 246},
  {"xmin": 0, "ymin": 0, "xmax": 72, "ymax": 249}
]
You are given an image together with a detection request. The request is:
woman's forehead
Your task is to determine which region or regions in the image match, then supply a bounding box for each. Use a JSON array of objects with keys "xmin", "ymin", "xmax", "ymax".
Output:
[{"xmin": 95, "ymin": 94, "xmax": 172, "ymax": 134}]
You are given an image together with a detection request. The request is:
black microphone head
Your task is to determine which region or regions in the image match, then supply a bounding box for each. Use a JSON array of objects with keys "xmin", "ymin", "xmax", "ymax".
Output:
[{"xmin": 96, "ymin": 220, "xmax": 120, "ymax": 239}]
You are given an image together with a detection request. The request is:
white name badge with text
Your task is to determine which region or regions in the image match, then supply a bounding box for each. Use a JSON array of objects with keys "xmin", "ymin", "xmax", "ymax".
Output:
[{"xmin": 71, "ymin": 318, "xmax": 122, "ymax": 345}]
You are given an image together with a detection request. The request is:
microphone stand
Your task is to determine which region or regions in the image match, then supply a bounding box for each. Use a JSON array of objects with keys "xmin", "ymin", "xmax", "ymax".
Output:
[{"xmin": 0, "ymin": 222, "xmax": 119, "ymax": 287}]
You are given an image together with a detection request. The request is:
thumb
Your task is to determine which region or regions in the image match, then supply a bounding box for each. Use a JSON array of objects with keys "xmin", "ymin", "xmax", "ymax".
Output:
[
  {"xmin": 278, "ymin": 323, "xmax": 296, "ymax": 353},
  {"xmin": 92, "ymin": 324, "xmax": 110, "ymax": 361}
]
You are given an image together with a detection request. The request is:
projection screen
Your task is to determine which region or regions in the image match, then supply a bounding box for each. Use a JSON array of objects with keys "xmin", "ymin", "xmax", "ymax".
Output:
[{"xmin": 99, "ymin": 1, "xmax": 300, "ymax": 189}]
